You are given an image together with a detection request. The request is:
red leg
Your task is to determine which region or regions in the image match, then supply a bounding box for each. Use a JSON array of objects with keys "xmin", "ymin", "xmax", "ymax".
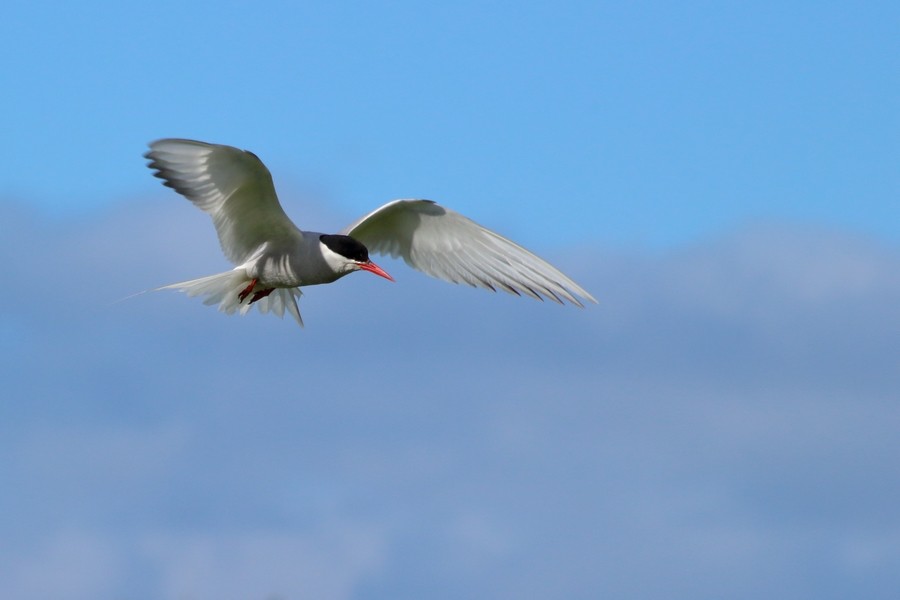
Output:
[
  {"xmin": 249, "ymin": 288, "xmax": 275, "ymax": 304},
  {"xmin": 238, "ymin": 278, "xmax": 257, "ymax": 302}
]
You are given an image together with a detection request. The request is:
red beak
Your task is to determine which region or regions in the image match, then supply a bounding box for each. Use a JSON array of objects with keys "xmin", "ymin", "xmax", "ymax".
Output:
[{"xmin": 358, "ymin": 260, "xmax": 395, "ymax": 282}]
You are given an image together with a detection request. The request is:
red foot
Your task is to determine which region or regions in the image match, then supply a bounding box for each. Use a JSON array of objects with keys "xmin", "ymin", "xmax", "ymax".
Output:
[
  {"xmin": 238, "ymin": 278, "xmax": 258, "ymax": 302},
  {"xmin": 249, "ymin": 288, "xmax": 275, "ymax": 304}
]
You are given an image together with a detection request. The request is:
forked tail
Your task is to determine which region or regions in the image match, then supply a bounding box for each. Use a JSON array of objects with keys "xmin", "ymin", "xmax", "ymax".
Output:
[{"xmin": 157, "ymin": 269, "xmax": 304, "ymax": 327}]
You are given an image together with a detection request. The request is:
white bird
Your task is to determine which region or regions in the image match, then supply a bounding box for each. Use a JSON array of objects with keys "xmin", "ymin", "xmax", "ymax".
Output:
[{"xmin": 145, "ymin": 139, "xmax": 597, "ymax": 326}]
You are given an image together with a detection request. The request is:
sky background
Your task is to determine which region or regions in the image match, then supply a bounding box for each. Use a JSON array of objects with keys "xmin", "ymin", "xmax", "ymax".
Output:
[{"xmin": 1, "ymin": 1, "xmax": 898, "ymax": 599}]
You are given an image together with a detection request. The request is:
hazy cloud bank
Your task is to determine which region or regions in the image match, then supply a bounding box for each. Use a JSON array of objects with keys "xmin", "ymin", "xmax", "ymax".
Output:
[{"xmin": 1, "ymin": 201, "xmax": 897, "ymax": 599}]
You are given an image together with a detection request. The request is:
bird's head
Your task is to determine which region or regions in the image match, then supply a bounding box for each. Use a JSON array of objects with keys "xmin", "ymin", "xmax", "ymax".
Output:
[{"xmin": 319, "ymin": 234, "xmax": 394, "ymax": 281}]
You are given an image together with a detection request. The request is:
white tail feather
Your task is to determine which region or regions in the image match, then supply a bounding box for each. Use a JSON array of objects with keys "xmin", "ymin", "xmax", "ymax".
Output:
[{"xmin": 157, "ymin": 270, "xmax": 304, "ymax": 327}]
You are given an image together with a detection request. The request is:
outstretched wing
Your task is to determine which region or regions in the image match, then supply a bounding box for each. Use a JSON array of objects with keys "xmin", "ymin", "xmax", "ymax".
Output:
[
  {"xmin": 145, "ymin": 139, "xmax": 302, "ymax": 264},
  {"xmin": 343, "ymin": 199, "xmax": 597, "ymax": 306}
]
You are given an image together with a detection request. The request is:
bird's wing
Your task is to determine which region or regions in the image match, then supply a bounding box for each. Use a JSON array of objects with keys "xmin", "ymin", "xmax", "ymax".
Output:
[
  {"xmin": 145, "ymin": 139, "xmax": 302, "ymax": 264},
  {"xmin": 343, "ymin": 199, "xmax": 597, "ymax": 306}
]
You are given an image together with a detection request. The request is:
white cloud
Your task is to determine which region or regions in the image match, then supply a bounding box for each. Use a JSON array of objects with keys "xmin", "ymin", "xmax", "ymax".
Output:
[
  {"xmin": 0, "ymin": 531, "xmax": 121, "ymax": 600},
  {"xmin": 140, "ymin": 526, "xmax": 386, "ymax": 600},
  {"xmin": 0, "ymin": 526, "xmax": 385, "ymax": 600}
]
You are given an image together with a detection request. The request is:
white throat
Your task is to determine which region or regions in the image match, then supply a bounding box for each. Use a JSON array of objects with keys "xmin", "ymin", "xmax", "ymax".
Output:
[{"xmin": 318, "ymin": 241, "xmax": 359, "ymax": 276}]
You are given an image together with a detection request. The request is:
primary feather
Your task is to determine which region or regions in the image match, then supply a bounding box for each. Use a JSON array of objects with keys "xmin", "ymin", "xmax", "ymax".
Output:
[
  {"xmin": 145, "ymin": 139, "xmax": 303, "ymax": 264},
  {"xmin": 343, "ymin": 199, "xmax": 597, "ymax": 306}
]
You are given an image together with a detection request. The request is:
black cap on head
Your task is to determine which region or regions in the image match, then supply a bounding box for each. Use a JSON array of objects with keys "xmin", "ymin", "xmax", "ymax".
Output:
[{"xmin": 319, "ymin": 234, "xmax": 369, "ymax": 262}]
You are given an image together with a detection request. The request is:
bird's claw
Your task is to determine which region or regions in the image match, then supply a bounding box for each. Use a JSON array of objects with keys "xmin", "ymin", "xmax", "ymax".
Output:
[
  {"xmin": 249, "ymin": 288, "xmax": 274, "ymax": 304},
  {"xmin": 238, "ymin": 278, "xmax": 257, "ymax": 303}
]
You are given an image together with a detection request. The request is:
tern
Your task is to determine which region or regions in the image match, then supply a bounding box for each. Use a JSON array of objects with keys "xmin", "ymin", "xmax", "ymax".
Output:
[{"xmin": 145, "ymin": 139, "xmax": 597, "ymax": 326}]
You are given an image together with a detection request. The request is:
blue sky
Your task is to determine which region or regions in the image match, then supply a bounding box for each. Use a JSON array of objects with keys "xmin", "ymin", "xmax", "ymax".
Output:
[
  {"xmin": 1, "ymin": 1, "xmax": 899, "ymax": 599},
  {"xmin": 3, "ymin": 0, "xmax": 897, "ymax": 244}
]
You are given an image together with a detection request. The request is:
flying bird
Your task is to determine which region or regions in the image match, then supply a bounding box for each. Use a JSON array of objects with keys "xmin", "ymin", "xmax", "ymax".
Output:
[{"xmin": 144, "ymin": 139, "xmax": 596, "ymax": 326}]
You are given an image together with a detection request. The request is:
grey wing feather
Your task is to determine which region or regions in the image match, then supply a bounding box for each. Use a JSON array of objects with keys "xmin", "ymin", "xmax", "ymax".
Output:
[
  {"xmin": 145, "ymin": 139, "xmax": 302, "ymax": 264},
  {"xmin": 343, "ymin": 199, "xmax": 597, "ymax": 306}
]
